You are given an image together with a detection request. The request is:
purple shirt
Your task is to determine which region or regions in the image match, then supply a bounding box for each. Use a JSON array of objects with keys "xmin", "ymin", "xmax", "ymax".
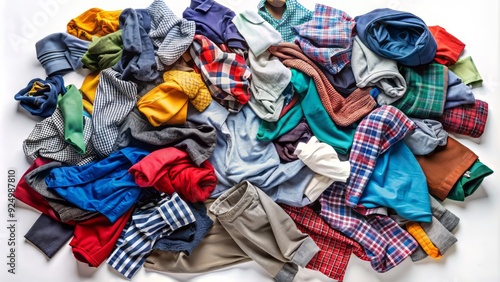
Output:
[{"xmin": 182, "ymin": 0, "xmax": 247, "ymax": 50}]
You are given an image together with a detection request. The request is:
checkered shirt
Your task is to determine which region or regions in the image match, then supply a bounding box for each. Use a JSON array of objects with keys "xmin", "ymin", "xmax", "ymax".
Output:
[
  {"xmin": 391, "ymin": 63, "xmax": 448, "ymax": 119},
  {"xmin": 293, "ymin": 4, "xmax": 355, "ymax": 75},
  {"xmin": 107, "ymin": 193, "xmax": 195, "ymax": 279},
  {"xmin": 147, "ymin": 0, "xmax": 196, "ymax": 66},
  {"xmin": 280, "ymin": 204, "xmax": 369, "ymax": 281},
  {"xmin": 189, "ymin": 34, "xmax": 251, "ymax": 112},
  {"xmin": 440, "ymin": 99, "xmax": 488, "ymax": 138},
  {"xmin": 23, "ymin": 108, "xmax": 98, "ymax": 166},
  {"xmin": 92, "ymin": 68, "xmax": 138, "ymax": 157},
  {"xmin": 320, "ymin": 183, "xmax": 418, "ymax": 273},
  {"xmin": 345, "ymin": 105, "xmax": 416, "ymax": 212},
  {"xmin": 257, "ymin": 0, "xmax": 313, "ymax": 43}
]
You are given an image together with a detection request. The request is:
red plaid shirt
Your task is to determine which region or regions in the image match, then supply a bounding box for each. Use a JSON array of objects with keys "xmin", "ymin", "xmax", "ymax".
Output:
[
  {"xmin": 280, "ymin": 204, "xmax": 369, "ymax": 281},
  {"xmin": 189, "ymin": 34, "xmax": 251, "ymax": 112}
]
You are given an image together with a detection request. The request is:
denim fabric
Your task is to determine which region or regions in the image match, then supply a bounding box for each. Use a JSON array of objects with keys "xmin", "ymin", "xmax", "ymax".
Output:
[
  {"xmin": 14, "ymin": 75, "xmax": 66, "ymax": 118},
  {"xmin": 154, "ymin": 201, "xmax": 213, "ymax": 255}
]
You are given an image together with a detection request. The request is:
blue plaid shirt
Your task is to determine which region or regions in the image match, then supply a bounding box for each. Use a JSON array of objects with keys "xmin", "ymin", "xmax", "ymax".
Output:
[
  {"xmin": 107, "ymin": 193, "xmax": 196, "ymax": 279},
  {"xmin": 292, "ymin": 4, "xmax": 356, "ymax": 75},
  {"xmin": 257, "ymin": 0, "xmax": 312, "ymax": 42}
]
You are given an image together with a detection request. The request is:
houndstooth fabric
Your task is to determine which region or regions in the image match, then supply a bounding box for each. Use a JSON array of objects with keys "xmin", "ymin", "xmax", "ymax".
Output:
[
  {"xmin": 147, "ymin": 0, "xmax": 196, "ymax": 67},
  {"xmin": 92, "ymin": 68, "xmax": 137, "ymax": 157},
  {"xmin": 23, "ymin": 108, "xmax": 98, "ymax": 166}
]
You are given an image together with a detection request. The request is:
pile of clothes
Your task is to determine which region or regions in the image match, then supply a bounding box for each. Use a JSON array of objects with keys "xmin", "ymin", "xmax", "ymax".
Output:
[{"xmin": 13, "ymin": 0, "xmax": 493, "ymax": 281}]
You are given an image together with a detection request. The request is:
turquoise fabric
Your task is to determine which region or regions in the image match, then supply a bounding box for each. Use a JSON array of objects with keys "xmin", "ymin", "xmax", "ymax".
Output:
[
  {"xmin": 257, "ymin": 68, "xmax": 356, "ymax": 156},
  {"xmin": 360, "ymin": 141, "xmax": 432, "ymax": 223},
  {"xmin": 257, "ymin": 0, "xmax": 312, "ymax": 42}
]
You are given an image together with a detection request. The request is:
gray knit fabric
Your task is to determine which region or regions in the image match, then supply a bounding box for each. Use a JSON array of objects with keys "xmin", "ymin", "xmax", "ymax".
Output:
[
  {"xmin": 113, "ymin": 109, "xmax": 217, "ymax": 166},
  {"xmin": 410, "ymin": 197, "xmax": 460, "ymax": 262},
  {"xmin": 147, "ymin": 0, "xmax": 195, "ymax": 67},
  {"xmin": 91, "ymin": 68, "xmax": 138, "ymax": 157},
  {"xmin": 24, "ymin": 161, "xmax": 99, "ymax": 222}
]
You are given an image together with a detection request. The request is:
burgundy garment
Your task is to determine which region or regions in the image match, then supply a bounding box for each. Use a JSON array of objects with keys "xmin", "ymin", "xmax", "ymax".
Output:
[
  {"xmin": 15, "ymin": 157, "xmax": 134, "ymax": 267},
  {"xmin": 280, "ymin": 204, "xmax": 369, "ymax": 281},
  {"xmin": 129, "ymin": 147, "xmax": 217, "ymax": 203},
  {"xmin": 14, "ymin": 157, "xmax": 62, "ymax": 222},
  {"xmin": 273, "ymin": 119, "xmax": 313, "ymax": 162}
]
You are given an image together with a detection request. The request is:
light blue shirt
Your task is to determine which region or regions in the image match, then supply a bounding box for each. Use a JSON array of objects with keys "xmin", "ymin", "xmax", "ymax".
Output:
[{"xmin": 187, "ymin": 101, "xmax": 315, "ymax": 206}]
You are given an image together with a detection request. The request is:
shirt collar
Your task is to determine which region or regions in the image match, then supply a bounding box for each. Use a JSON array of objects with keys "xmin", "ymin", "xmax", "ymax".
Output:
[
  {"xmin": 257, "ymin": 0, "xmax": 266, "ymax": 10},
  {"xmin": 257, "ymin": 0, "xmax": 298, "ymax": 22},
  {"xmin": 190, "ymin": 0, "xmax": 215, "ymax": 12}
]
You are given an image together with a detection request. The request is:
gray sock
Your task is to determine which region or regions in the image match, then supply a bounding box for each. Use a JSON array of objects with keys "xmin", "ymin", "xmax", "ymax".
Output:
[
  {"xmin": 430, "ymin": 196, "xmax": 460, "ymax": 231},
  {"xmin": 421, "ymin": 216, "xmax": 458, "ymax": 255}
]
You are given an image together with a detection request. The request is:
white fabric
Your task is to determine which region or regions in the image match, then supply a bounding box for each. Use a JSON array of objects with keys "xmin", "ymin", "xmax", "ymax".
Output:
[{"xmin": 294, "ymin": 136, "xmax": 351, "ymax": 182}]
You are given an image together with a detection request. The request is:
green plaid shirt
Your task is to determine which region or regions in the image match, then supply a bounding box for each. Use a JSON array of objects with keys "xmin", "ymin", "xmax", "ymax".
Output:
[
  {"xmin": 257, "ymin": 0, "xmax": 313, "ymax": 42},
  {"xmin": 391, "ymin": 63, "xmax": 448, "ymax": 119}
]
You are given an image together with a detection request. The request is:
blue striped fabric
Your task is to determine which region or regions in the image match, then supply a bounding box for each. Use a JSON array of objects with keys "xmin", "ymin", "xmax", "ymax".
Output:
[{"xmin": 107, "ymin": 193, "xmax": 196, "ymax": 279}]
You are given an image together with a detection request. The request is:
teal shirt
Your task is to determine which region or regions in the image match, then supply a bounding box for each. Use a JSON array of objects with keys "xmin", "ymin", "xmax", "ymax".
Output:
[
  {"xmin": 257, "ymin": 0, "xmax": 313, "ymax": 42},
  {"xmin": 257, "ymin": 68, "xmax": 356, "ymax": 156}
]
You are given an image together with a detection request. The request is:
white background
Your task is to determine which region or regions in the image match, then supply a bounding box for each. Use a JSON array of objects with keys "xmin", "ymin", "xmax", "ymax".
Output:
[{"xmin": 0, "ymin": 1, "xmax": 499, "ymax": 281}]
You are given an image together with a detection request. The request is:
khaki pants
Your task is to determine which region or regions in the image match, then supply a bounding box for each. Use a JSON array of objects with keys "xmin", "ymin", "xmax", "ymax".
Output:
[
  {"xmin": 144, "ymin": 199, "xmax": 251, "ymax": 273},
  {"xmin": 209, "ymin": 181, "xmax": 319, "ymax": 282}
]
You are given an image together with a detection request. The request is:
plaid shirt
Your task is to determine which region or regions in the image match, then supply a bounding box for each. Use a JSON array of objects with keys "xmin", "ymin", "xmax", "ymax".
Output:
[
  {"xmin": 345, "ymin": 105, "xmax": 416, "ymax": 212},
  {"xmin": 293, "ymin": 4, "xmax": 355, "ymax": 75},
  {"xmin": 257, "ymin": 0, "xmax": 312, "ymax": 43},
  {"xmin": 320, "ymin": 184, "xmax": 418, "ymax": 273},
  {"xmin": 189, "ymin": 34, "xmax": 251, "ymax": 112},
  {"xmin": 319, "ymin": 106, "xmax": 418, "ymax": 273},
  {"xmin": 280, "ymin": 204, "xmax": 368, "ymax": 281},
  {"xmin": 440, "ymin": 99, "xmax": 488, "ymax": 138},
  {"xmin": 391, "ymin": 63, "xmax": 448, "ymax": 119}
]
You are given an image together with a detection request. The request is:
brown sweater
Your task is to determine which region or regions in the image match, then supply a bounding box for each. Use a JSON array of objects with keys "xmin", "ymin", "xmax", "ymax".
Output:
[{"xmin": 268, "ymin": 42, "xmax": 376, "ymax": 127}]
